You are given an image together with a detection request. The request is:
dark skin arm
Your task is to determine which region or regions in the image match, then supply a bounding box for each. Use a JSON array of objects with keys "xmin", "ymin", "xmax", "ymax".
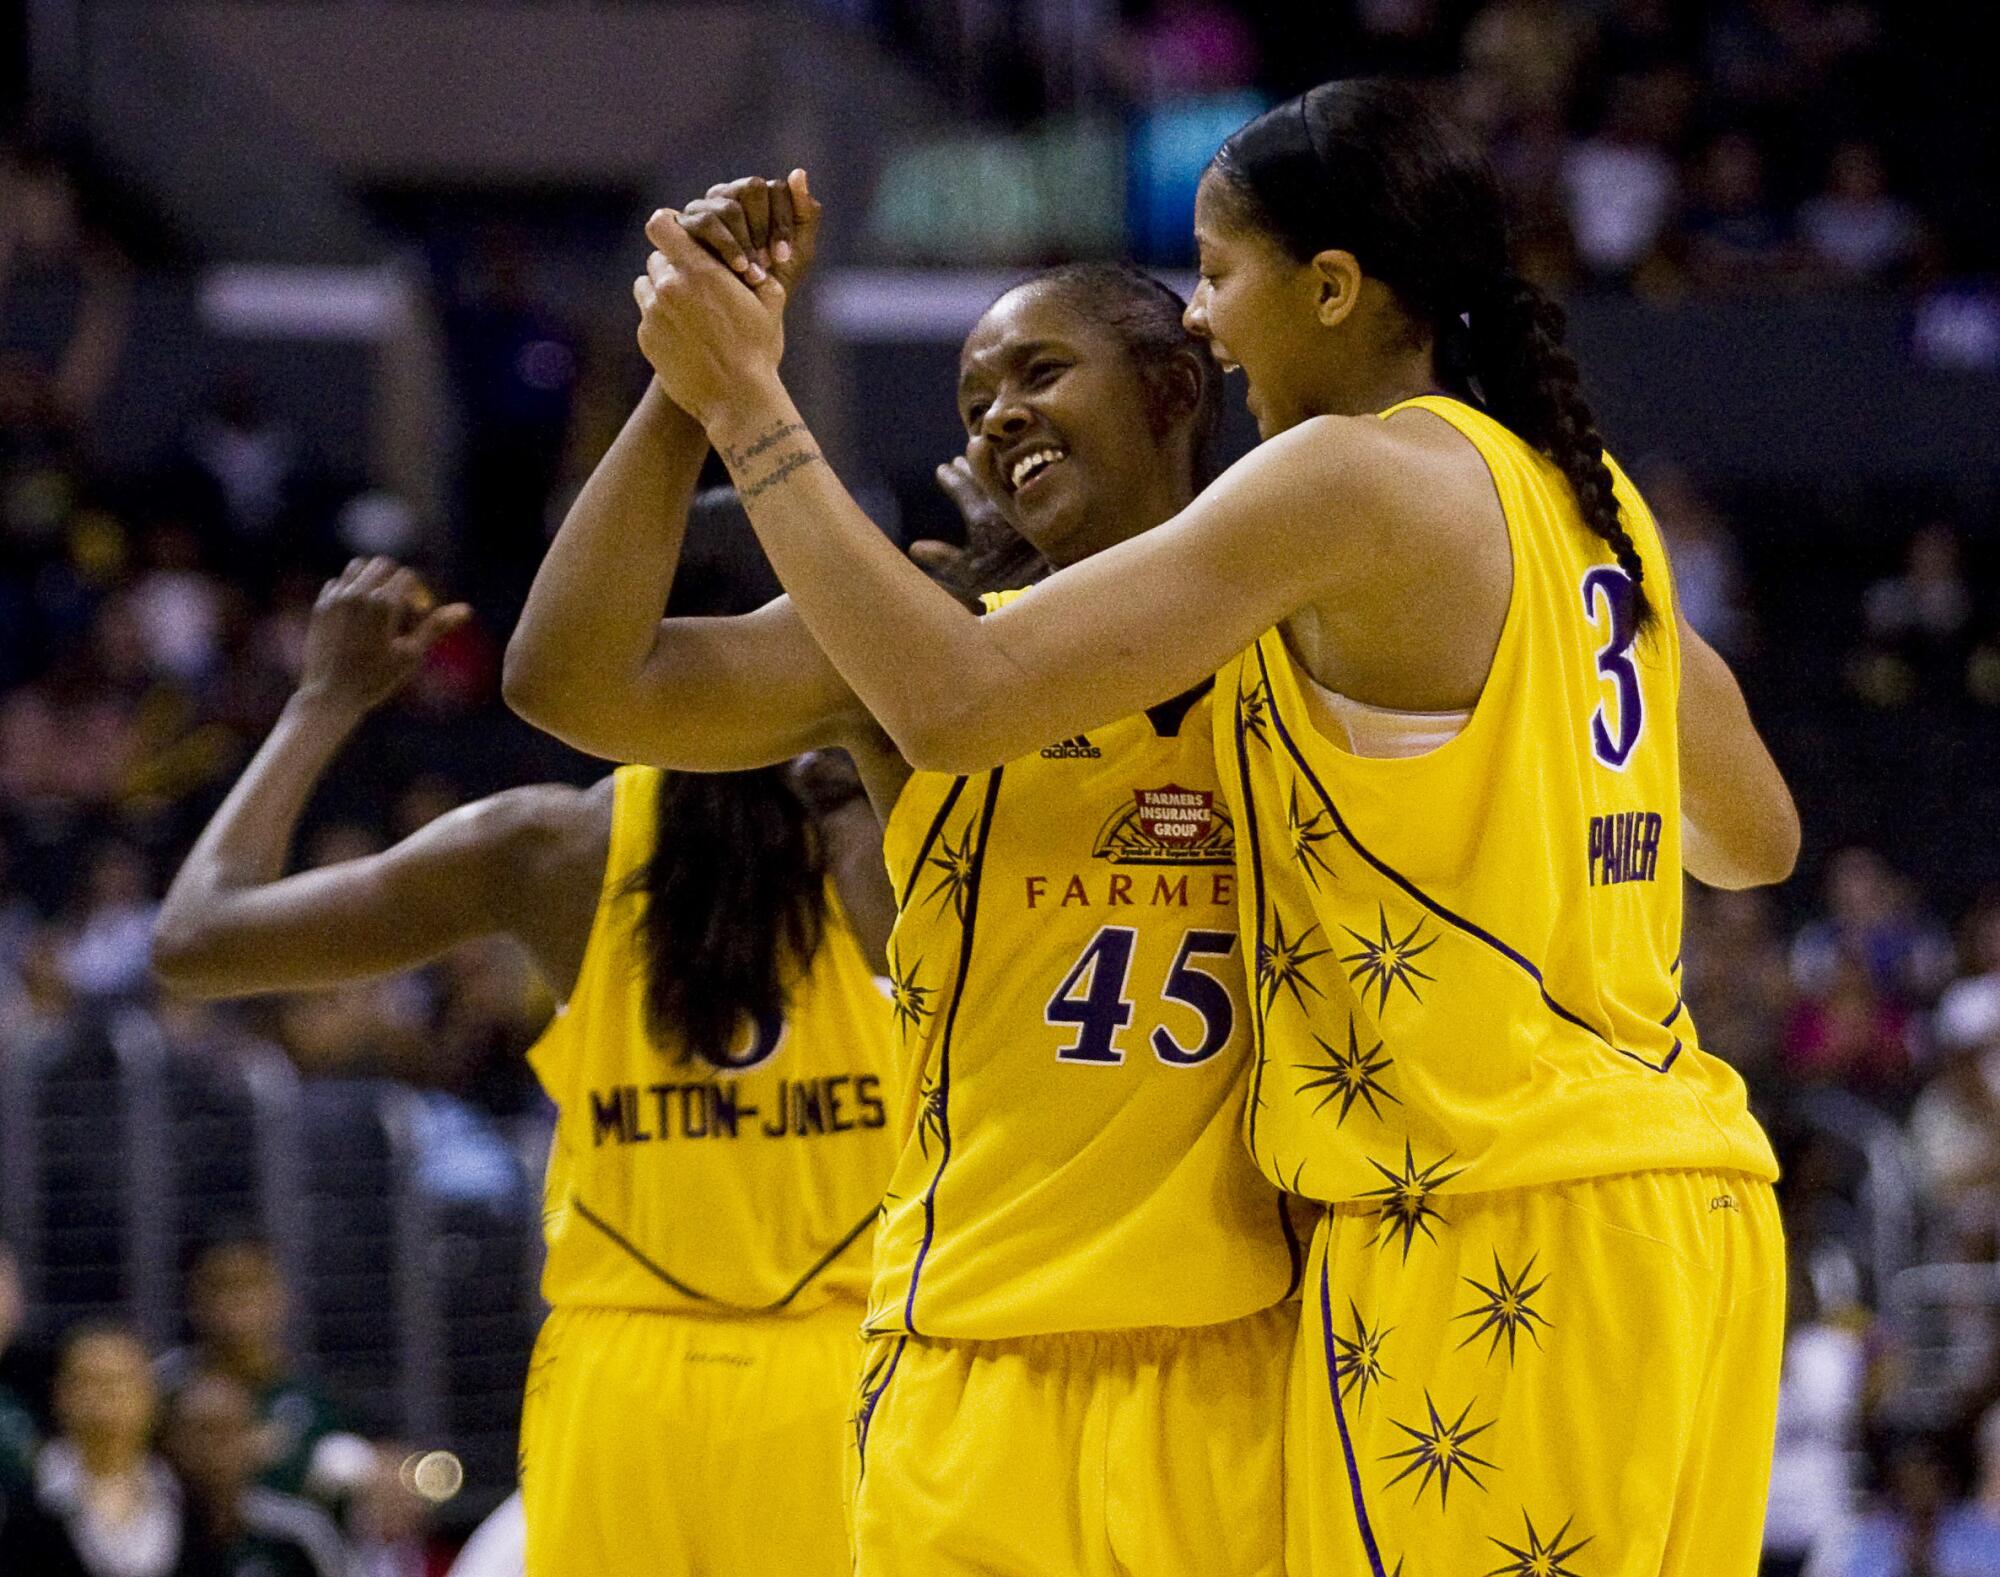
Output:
[
  {"xmin": 153, "ymin": 559, "xmax": 607, "ymax": 1007},
  {"xmin": 636, "ymin": 206, "xmax": 1799, "ymax": 889},
  {"xmin": 505, "ymin": 175, "xmax": 916, "ymax": 814}
]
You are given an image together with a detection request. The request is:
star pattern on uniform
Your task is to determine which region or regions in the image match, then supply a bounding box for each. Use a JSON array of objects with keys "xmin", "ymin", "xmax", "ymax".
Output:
[
  {"xmin": 850, "ymin": 1344, "xmax": 901, "ymax": 1459},
  {"xmin": 1258, "ymin": 911, "xmax": 1332, "ymax": 1017},
  {"xmin": 1339, "ymin": 903, "xmax": 1439, "ymax": 1015},
  {"xmin": 887, "ymin": 948, "xmax": 932, "ymax": 1040},
  {"xmin": 1238, "ymin": 675, "xmax": 1274, "ymax": 748},
  {"xmin": 1484, "ymin": 1511, "xmax": 1592, "ymax": 1577},
  {"xmin": 1360, "ymin": 1140, "xmax": 1464, "ymax": 1260},
  {"xmin": 915, "ymin": 1071, "xmax": 948, "ymax": 1158},
  {"xmin": 924, "ymin": 823, "xmax": 978, "ymax": 921},
  {"xmin": 1382, "ymin": 1390, "xmax": 1499, "ymax": 1509},
  {"xmin": 1295, "ymin": 1017, "xmax": 1400, "ymax": 1126},
  {"xmin": 1330, "ymin": 1299, "xmax": 1394, "ymax": 1410},
  {"xmin": 1456, "ymin": 1250, "xmax": 1553, "ymax": 1365},
  {"xmin": 1287, "ymin": 781, "xmax": 1338, "ymax": 888}
]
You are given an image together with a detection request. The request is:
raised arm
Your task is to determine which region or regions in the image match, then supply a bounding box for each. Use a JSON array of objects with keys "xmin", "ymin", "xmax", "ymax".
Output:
[
  {"xmin": 505, "ymin": 175, "xmax": 879, "ymax": 775},
  {"xmin": 154, "ymin": 560, "xmax": 603, "ymax": 1003},
  {"xmin": 1676, "ymin": 613, "xmax": 1800, "ymax": 889},
  {"xmin": 635, "ymin": 210, "xmax": 1409, "ymax": 770}
]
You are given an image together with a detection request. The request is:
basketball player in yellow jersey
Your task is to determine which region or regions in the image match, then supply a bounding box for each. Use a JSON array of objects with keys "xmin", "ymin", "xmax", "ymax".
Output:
[
  {"xmin": 152, "ymin": 554, "xmax": 899, "ymax": 1577},
  {"xmin": 508, "ymin": 188, "xmax": 1298, "ymax": 1572},
  {"xmin": 636, "ymin": 85, "xmax": 1803, "ymax": 1576}
]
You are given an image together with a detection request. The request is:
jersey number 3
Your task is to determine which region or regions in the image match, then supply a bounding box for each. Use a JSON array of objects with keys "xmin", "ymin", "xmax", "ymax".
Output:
[
  {"xmin": 1582, "ymin": 565, "xmax": 1644, "ymax": 769},
  {"xmin": 1047, "ymin": 928, "xmax": 1238, "ymax": 1068}
]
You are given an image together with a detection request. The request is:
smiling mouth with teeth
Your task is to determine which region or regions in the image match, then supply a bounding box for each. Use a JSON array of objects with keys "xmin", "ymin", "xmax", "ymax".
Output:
[{"xmin": 1009, "ymin": 447, "xmax": 1066, "ymax": 493}]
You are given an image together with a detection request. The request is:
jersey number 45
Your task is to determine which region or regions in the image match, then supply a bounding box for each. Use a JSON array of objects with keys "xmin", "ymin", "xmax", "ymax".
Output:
[{"xmin": 1046, "ymin": 927, "xmax": 1238, "ymax": 1068}]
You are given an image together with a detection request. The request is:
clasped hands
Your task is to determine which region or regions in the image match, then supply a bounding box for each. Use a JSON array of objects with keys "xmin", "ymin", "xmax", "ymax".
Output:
[{"xmin": 633, "ymin": 169, "xmax": 821, "ymax": 429}]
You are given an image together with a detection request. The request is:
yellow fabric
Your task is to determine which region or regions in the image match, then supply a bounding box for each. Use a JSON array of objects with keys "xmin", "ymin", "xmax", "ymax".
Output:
[
  {"xmin": 528, "ymin": 764, "xmax": 898, "ymax": 1314},
  {"xmin": 1286, "ymin": 1170, "xmax": 1784, "ymax": 1575},
  {"xmin": 519, "ymin": 1302, "xmax": 859, "ymax": 1577},
  {"xmin": 872, "ymin": 595, "xmax": 1299, "ymax": 1338},
  {"xmin": 1215, "ymin": 395, "xmax": 1777, "ymax": 1202},
  {"xmin": 849, "ymin": 1304, "xmax": 1296, "ymax": 1577}
]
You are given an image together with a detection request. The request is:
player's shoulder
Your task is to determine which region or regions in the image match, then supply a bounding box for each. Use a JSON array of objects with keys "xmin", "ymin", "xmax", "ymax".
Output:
[{"xmin": 454, "ymin": 779, "xmax": 614, "ymax": 896}]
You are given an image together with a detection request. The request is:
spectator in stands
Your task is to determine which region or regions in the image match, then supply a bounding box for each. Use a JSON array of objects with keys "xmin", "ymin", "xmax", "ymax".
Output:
[
  {"xmin": 1684, "ymin": 131, "xmax": 1797, "ymax": 287},
  {"xmin": 1642, "ymin": 459, "xmax": 1749, "ymax": 654},
  {"xmin": 127, "ymin": 522, "xmax": 224, "ymax": 689},
  {"xmin": 174, "ymin": 372, "xmax": 300, "ymax": 574},
  {"xmin": 1562, "ymin": 74, "xmax": 1684, "ymax": 283},
  {"xmin": 58, "ymin": 841, "xmax": 159, "ymax": 1004},
  {"xmin": 1816, "ymin": 1428, "xmax": 2000, "ymax": 1576},
  {"xmin": 0, "ymin": 150, "xmax": 131, "ymax": 433},
  {"xmin": 1908, "ymin": 1056, "xmax": 2000, "ymax": 1265},
  {"xmin": 1684, "ymin": 884, "xmax": 1792, "ymax": 1095},
  {"xmin": 1782, "ymin": 955, "xmax": 1916, "ymax": 1099},
  {"xmin": 1462, "ymin": 0, "xmax": 1588, "ymax": 123},
  {"xmin": 35, "ymin": 1323, "xmax": 181, "ymax": 1577},
  {"xmin": 160, "ymin": 1369, "xmax": 349, "ymax": 1577},
  {"xmin": 1862, "ymin": 522, "xmax": 1975, "ymax": 690},
  {"xmin": 1936, "ymin": 896, "xmax": 2000, "ymax": 1061},
  {"xmin": 1765, "ymin": 1258, "xmax": 1867, "ymax": 1576},
  {"xmin": 1801, "ymin": 141, "xmax": 1923, "ymax": 284},
  {"xmin": 1793, "ymin": 847, "xmax": 1957, "ymax": 1007},
  {"xmin": 159, "ymin": 1238, "xmax": 384, "ymax": 1520}
]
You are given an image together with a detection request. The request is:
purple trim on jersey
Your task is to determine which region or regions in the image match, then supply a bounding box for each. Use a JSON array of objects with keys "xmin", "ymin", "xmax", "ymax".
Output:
[
  {"xmin": 898, "ymin": 777, "xmax": 968, "ymax": 911},
  {"xmin": 1232, "ymin": 683, "xmax": 1277, "ymax": 1158},
  {"xmin": 1662, "ymin": 994, "xmax": 1684, "ymax": 1029},
  {"xmin": 1320, "ymin": 1252, "xmax": 1390, "ymax": 1577},
  {"xmin": 853, "ymin": 1334, "xmax": 909, "ymax": 1486},
  {"xmin": 902, "ymin": 769, "xmax": 1006, "ymax": 1336},
  {"xmin": 1253, "ymin": 644, "xmax": 1681, "ymax": 1076}
]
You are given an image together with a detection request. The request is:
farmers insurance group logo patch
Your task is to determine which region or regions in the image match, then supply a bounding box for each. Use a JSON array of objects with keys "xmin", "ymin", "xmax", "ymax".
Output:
[{"xmin": 1093, "ymin": 785, "xmax": 1235, "ymax": 867}]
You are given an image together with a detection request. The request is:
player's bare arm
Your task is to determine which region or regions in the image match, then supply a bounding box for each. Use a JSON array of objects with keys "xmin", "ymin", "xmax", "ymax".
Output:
[
  {"xmin": 1676, "ymin": 612, "xmax": 1800, "ymax": 889},
  {"xmin": 505, "ymin": 176, "xmax": 907, "ymax": 800},
  {"xmin": 154, "ymin": 559, "xmax": 606, "ymax": 1005},
  {"xmin": 637, "ymin": 221, "xmax": 1470, "ymax": 772}
]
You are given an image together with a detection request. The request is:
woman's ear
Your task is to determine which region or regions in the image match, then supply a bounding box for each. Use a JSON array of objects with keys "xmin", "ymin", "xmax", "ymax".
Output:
[{"xmin": 1310, "ymin": 249, "xmax": 1364, "ymax": 329}]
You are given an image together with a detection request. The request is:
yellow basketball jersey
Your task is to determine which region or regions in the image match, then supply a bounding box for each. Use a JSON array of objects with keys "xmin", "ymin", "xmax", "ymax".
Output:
[
  {"xmin": 529, "ymin": 765, "xmax": 898, "ymax": 1314},
  {"xmin": 1215, "ymin": 396, "xmax": 1777, "ymax": 1209},
  {"xmin": 868, "ymin": 593, "xmax": 1300, "ymax": 1341}
]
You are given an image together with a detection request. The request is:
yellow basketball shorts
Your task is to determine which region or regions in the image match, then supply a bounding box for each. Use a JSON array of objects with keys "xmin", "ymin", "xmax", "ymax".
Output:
[
  {"xmin": 1287, "ymin": 1169, "xmax": 1785, "ymax": 1577},
  {"xmin": 518, "ymin": 1301, "xmax": 862, "ymax": 1577},
  {"xmin": 847, "ymin": 1302, "xmax": 1294, "ymax": 1577}
]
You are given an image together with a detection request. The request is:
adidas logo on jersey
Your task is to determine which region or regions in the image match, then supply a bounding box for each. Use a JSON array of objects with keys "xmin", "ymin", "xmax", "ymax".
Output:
[{"xmin": 1041, "ymin": 735, "xmax": 1102, "ymax": 759}]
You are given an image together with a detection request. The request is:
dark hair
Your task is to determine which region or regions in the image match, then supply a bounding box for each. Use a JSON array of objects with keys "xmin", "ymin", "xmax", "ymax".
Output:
[
  {"xmin": 624, "ymin": 768, "xmax": 829, "ymax": 1070},
  {"xmin": 1213, "ymin": 79, "xmax": 1655, "ymax": 632},
  {"xmin": 630, "ymin": 489, "xmax": 839, "ymax": 1069},
  {"xmin": 940, "ymin": 262, "xmax": 1225, "ymax": 601}
]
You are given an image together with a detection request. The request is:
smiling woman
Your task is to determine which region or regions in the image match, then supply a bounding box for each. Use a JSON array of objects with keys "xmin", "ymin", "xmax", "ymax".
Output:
[
  {"xmin": 509, "ymin": 217, "xmax": 1302, "ymax": 1576},
  {"xmin": 635, "ymin": 81, "xmax": 1798, "ymax": 1577},
  {"xmin": 954, "ymin": 262, "xmax": 1222, "ymax": 569}
]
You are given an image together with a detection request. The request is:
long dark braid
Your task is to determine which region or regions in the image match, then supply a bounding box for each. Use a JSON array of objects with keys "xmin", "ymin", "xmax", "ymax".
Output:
[{"xmin": 1213, "ymin": 78, "xmax": 1656, "ymax": 632}]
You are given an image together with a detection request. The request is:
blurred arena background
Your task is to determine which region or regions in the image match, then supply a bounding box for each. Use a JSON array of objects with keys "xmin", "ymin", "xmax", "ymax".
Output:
[{"xmin": 2, "ymin": 1, "xmax": 1998, "ymax": 1571}]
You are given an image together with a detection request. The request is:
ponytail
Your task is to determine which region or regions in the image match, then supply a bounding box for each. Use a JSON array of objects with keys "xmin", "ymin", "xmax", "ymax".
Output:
[{"xmin": 626, "ymin": 768, "xmax": 828, "ymax": 1069}]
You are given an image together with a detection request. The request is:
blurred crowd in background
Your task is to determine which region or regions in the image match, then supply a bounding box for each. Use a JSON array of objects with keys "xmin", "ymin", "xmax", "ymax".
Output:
[{"xmin": 5, "ymin": 2, "xmax": 2000, "ymax": 1574}]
